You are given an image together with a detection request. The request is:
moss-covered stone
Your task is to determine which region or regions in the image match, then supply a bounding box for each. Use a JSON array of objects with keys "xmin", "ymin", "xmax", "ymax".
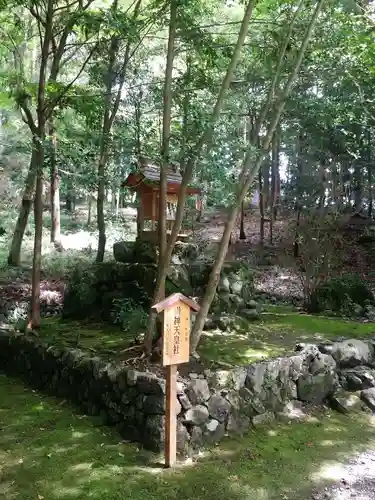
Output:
[
  {"xmin": 63, "ymin": 261, "xmax": 194, "ymax": 322},
  {"xmin": 63, "ymin": 262, "xmax": 158, "ymax": 321}
]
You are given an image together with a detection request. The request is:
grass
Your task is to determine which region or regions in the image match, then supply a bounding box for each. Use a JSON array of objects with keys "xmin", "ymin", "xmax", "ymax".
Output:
[
  {"xmin": 199, "ymin": 310, "xmax": 375, "ymax": 366},
  {"xmin": 38, "ymin": 317, "xmax": 130, "ymax": 358},
  {"xmin": 35, "ymin": 308, "xmax": 375, "ymax": 369},
  {"xmin": 1, "ymin": 374, "xmax": 375, "ymax": 500}
]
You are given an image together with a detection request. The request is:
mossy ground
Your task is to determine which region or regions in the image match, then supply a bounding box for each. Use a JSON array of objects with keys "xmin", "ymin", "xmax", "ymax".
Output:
[
  {"xmin": 36, "ymin": 307, "xmax": 375, "ymax": 366},
  {"xmin": 1, "ymin": 374, "xmax": 375, "ymax": 500}
]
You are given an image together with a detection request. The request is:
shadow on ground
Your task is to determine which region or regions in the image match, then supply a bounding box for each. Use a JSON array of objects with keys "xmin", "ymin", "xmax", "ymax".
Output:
[{"xmin": 1, "ymin": 375, "xmax": 375, "ymax": 500}]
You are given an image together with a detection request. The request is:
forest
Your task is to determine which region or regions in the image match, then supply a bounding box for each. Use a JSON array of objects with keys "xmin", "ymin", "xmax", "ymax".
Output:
[{"xmin": 2, "ymin": 0, "xmax": 375, "ymax": 499}]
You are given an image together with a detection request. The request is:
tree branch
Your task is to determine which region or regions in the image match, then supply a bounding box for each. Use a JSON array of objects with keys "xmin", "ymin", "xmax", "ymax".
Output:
[{"xmin": 46, "ymin": 43, "xmax": 98, "ymax": 117}]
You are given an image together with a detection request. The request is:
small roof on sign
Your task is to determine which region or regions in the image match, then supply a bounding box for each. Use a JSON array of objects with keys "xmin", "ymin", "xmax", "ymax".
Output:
[{"xmin": 152, "ymin": 293, "xmax": 200, "ymax": 313}]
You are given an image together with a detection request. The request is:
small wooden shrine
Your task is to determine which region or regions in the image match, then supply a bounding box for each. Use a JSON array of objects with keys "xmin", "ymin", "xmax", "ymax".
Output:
[{"xmin": 122, "ymin": 156, "xmax": 201, "ymax": 243}]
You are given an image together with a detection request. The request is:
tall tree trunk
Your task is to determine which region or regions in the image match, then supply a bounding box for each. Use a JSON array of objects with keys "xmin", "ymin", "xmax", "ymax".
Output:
[
  {"xmin": 259, "ymin": 168, "xmax": 265, "ymax": 245},
  {"xmin": 293, "ymin": 132, "xmax": 304, "ymax": 258},
  {"xmin": 96, "ymin": 150, "xmax": 107, "ymax": 263},
  {"xmin": 262, "ymin": 161, "xmax": 270, "ymax": 211},
  {"xmin": 87, "ymin": 194, "xmax": 92, "ymax": 226},
  {"xmin": 144, "ymin": 0, "xmax": 258, "ymax": 354},
  {"xmin": 270, "ymin": 127, "xmax": 280, "ymax": 244},
  {"xmin": 7, "ymin": 150, "xmax": 37, "ymax": 266},
  {"xmin": 147, "ymin": 0, "xmax": 177, "ymax": 348},
  {"xmin": 95, "ymin": 0, "xmax": 141, "ymax": 262},
  {"xmin": 239, "ymin": 201, "xmax": 246, "ymax": 239},
  {"xmin": 367, "ymin": 129, "xmax": 372, "ymax": 218},
  {"xmin": 48, "ymin": 118, "xmax": 61, "ymax": 244},
  {"xmin": 29, "ymin": 142, "xmax": 44, "ymax": 329},
  {"xmin": 189, "ymin": 0, "xmax": 326, "ymax": 353}
]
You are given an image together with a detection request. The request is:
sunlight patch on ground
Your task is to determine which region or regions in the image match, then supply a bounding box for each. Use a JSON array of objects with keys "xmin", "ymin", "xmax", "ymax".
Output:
[{"xmin": 310, "ymin": 461, "xmax": 349, "ymax": 483}]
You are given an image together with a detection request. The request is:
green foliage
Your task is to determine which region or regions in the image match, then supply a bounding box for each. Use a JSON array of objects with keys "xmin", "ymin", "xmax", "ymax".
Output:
[
  {"xmin": 111, "ymin": 297, "xmax": 148, "ymax": 334},
  {"xmin": 307, "ymin": 273, "xmax": 375, "ymax": 316}
]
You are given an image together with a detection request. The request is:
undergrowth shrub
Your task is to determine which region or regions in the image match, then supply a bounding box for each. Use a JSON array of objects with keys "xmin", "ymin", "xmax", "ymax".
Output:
[
  {"xmin": 307, "ymin": 272, "xmax": 375, "ymax": 316},
  {"xmin": 111, "ymin": 297, "xmax": 148, "ymax": 333},
  {"xmin": 290, "ymin": 214, "xmax": 345, "ymax": 304}
]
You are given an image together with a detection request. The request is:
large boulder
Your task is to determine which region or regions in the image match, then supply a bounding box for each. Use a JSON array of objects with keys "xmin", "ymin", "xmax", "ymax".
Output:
[
  {"xmin": 113, "ymin": 241, "xmax": 135, "ymax": 263},
  {"xmin": 331, "ymin": 339, "xmax": 373, "ymax": 368},
  {"xmin": 113, "ymin": 239, "xmax": 157, "ymax": 264}
]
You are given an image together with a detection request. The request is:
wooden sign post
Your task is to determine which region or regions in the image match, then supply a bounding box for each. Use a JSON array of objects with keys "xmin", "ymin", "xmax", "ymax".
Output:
[{"xmin": 152, "ymin": 292, "xmax": 200, "ymax": 468}]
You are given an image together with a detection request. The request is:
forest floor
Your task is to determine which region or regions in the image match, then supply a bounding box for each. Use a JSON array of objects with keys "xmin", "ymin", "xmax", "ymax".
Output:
[{"xmin": 1, "ymin": 374, "xmax": 375, "ymax": 500}]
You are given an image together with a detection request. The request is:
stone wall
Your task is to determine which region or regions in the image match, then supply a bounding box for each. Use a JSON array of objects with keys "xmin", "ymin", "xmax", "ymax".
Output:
[{"xmin": 1, "ymin": 330, "xmax": 374, "ymax": 455}]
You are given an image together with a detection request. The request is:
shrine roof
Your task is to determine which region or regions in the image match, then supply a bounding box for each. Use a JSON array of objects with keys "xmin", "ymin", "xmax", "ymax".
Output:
[{"xmin": 122, "ymin": 156, "xmax": 201, "ymax": 194}]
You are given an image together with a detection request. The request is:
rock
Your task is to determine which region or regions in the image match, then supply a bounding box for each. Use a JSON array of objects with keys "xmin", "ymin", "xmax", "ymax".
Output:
[
  {"xmin": 245, "ymin": 363, "xmax": 267, "ymax": 394},
  {"xmin": 177, "ymin": 421, "xmax": 190, "ymax": 453},
  {"xmin": 136, "ymin": 373, "xmax": 165, "ymax": 395},
  {"xmin": 331, "ymin": 339, "xmax": 373, "ymax": 368},
  {"xmin": 340, "ymin": 366, "xmax": 375, "ymax": 391},
  {"xmin": 207, "ymin": 370, "xmax": 232, "ymax": 391},
  {"xmin": 133, "ymin": 239, "xmax": 158, "ymax": 263},
  {"xmin": 360, "ymin": 387, "xmax": 375, "ymax": 411},
  {"xmin": 242, "ymin": 309, "xmax": 260, "ymax": 320},
  {"xmin": 142, "ymin": 394, "xmax": 181, "ymax": 415},
  {"xmin": 231, "ymin": 280, "xmax": 243, "ymax": 295},
  {"xmin": 143, "ymin": 415, "xmax": 164, "ymax": 451},
  {"xmin": 217, "ymin": 315, "xmax": 235, "ymax": 331},
  {"xmin": 178, "ymin": 393, "xmax": 192, "ymax": 411},
  {"xmin": 126, "ymin": 369, "xmax": 138, "ymax": 386},
  {"xmin": 227, "ymin": 413, "xmax": 251, "ymax": 434},
  {"xmin": 276, "ymin": 400, "xmax": 306, "ymax": 422},
  {"xmin": 318, "ymin": 342, "xmax": 334, "ymax": 355},
  {"xmin": 330, "ymin": 390, "xmax": 365, "ymax": 414},
  {"xmin": 252, "ymin": 412, "xmax": 275, "ymax": 426},
  {"xmin": 190, "ymin": 426, "xmax": 203, "ymax": 448},
  {"xmin": 218, "ymin": 276, "xmax": 231, "ymax": 293},
  {"xmin": 297, "ymin": 372, "xmax": 337, "ymax": 404},
  {"xmin": 310, "ymin": 353, "xmax": 336, "ymax": 375},
  {"xmin": 207, "ymin": 394, "xmax": 231, "ymax": 423},
  {"xmin": 186, "ymin": 378, "xmax": 210, "ymax": 404},
  {"xmin": 202, "ymin": 419, "xmax": 225, "ymax": 443},
  {"xmin": 184, "ymin": 405, "xmax": 209, "ymax": 425},
  {"xmin": 113, "ymin": 241, "xmax": 135, "ymax": 263},
  {"xmin": 246, "ymin": 300, "xmax": 258, "ymax": 310},
  {"xmin": 231, "ymin": 367, "xmax": 247, "ymax": 391}
]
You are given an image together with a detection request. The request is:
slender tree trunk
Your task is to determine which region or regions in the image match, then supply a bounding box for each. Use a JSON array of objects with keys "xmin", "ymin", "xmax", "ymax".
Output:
[
  {"xmin": 95, "ymin": 0, "xmax": 141, "ymax": 262},
  {"xmin": 96, "ymin": 150, "xmax": 107, "ymax": 263},
  {"xmin": 147, "ymin": 0, "xmax": 177, "ymax": 348},
  {"xmin": 29, "ymin": 142, "xmax": 44, "ymax": 329},
  {"xmin": 293, "ymin": 133, "xmax": 304, "ymax": 258},
  {"xmin": 144, "ymin": 0, "xmax": 258, "ymax": 354},
  {"xmin": 189, "ymin": 0, "xmax": 326, "ymax": 353},
  {"xmin": 239, "ymin": 201, "xmax": 246, "ymax": 239},
  {"xmin": 48, "ymin": 118, "xmax": 61, "ymax": 244},
  {"xmin": 262, "ymin": 161, "xmax": 270, "ymax": 211},
  {"xmin": 7, "ymin": 150, "xmax": 37, "ymax": 266},
  {"xmin": 368, "ymin": 130, "xmax": 373, "ymax": 218},
  {"xmin": 159, "ymin": 0, "xmax": 176, "ymax": 267},
  {"xmin": 270, "ymin": 127, "xmax": 279, "ymax": 244},
  {"xmin": 87, "ymin": 194, "xmax": 92, "ymax": 226},
  {"xmin": 259, "ymin": 168, "xmax": 265, "ymax": 246}
]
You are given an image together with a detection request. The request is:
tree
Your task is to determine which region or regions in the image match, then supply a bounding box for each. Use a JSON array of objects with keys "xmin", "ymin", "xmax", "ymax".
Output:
[{"xmin": 190, "ymin": 0, "xmax": 328, "ymax": 353}]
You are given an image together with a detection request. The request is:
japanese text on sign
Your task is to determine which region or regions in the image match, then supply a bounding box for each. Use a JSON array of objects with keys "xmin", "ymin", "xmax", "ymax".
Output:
[{"xmin": 162, "ymin": 302, "xmax": 190, "ymax": 366}]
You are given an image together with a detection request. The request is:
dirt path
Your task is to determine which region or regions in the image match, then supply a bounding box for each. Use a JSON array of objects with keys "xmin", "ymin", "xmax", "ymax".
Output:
[{"xmin": 311, "ymin": 448, "xmax": 375, "ymax": 500}]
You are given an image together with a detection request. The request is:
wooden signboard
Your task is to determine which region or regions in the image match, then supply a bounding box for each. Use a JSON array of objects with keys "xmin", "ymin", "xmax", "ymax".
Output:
[{"xmin": 152, "ymin": 293, "xmax": 200, "ymax": 468}]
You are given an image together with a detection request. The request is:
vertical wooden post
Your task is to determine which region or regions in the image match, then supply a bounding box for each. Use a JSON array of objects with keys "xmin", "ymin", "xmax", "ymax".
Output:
[
  {"xmin": 165, "ymin": 364, "xmax": 177, "ymax": 467},
  {"xmin": 152, "ymin": 293, "xmax": 200, "ymax": 469}
]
